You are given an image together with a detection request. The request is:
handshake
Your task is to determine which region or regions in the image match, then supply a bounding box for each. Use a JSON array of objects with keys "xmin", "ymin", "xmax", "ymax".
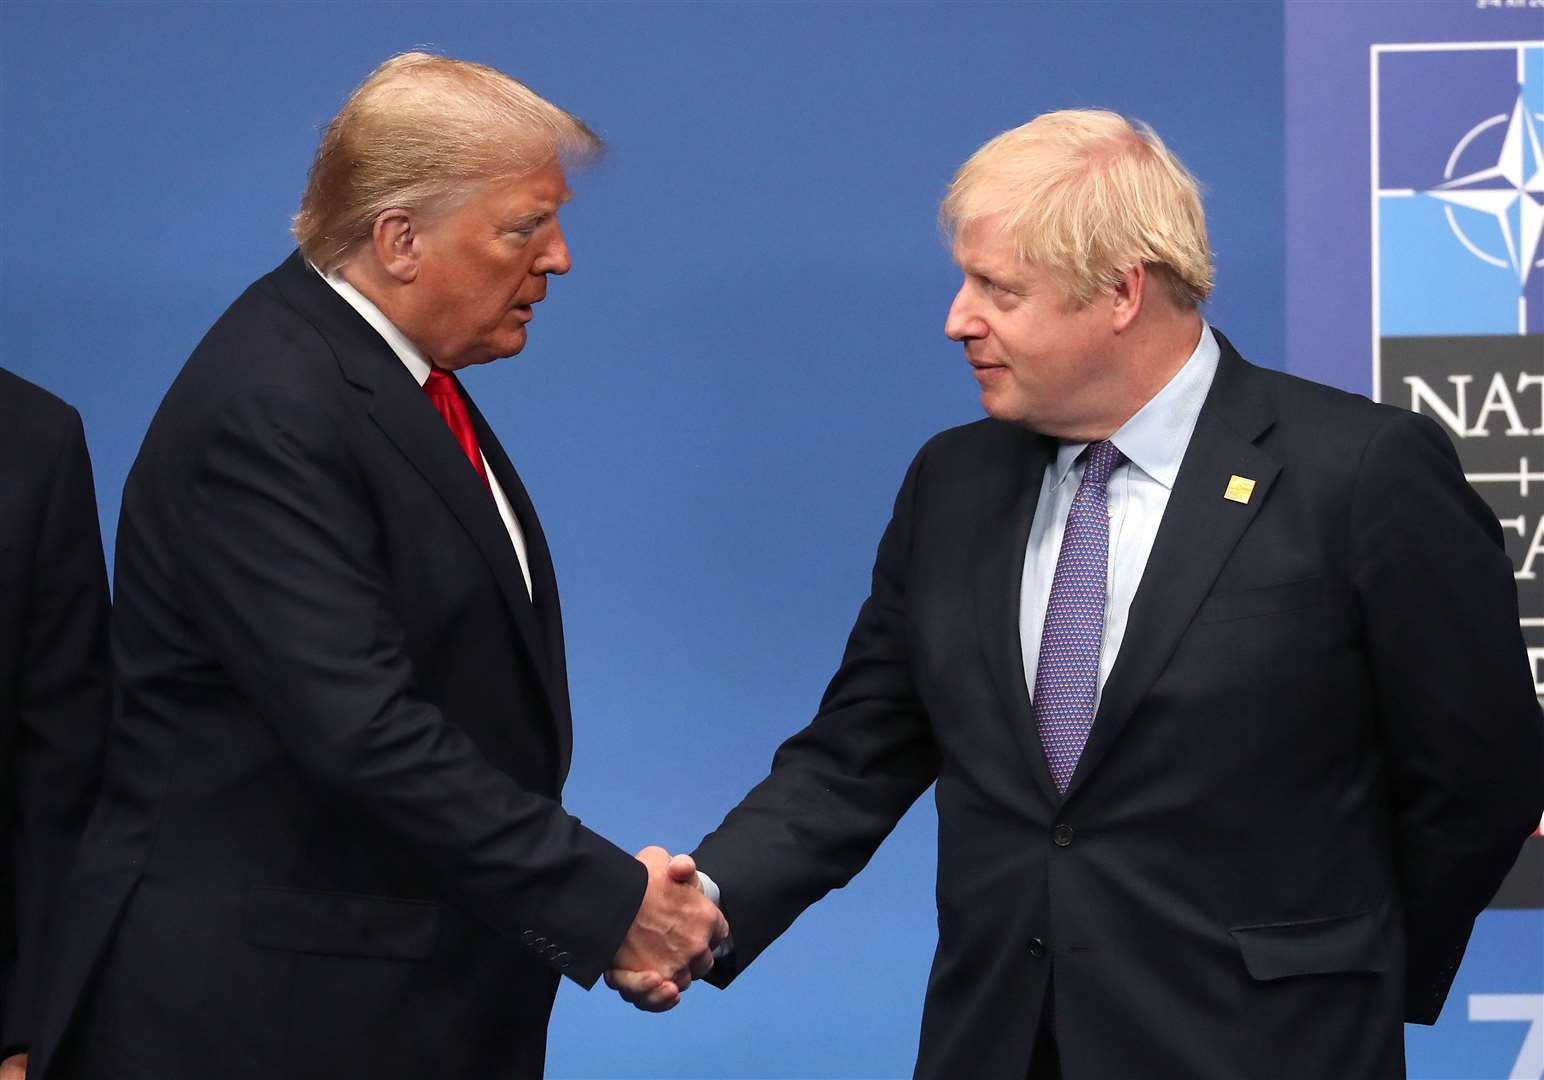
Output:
[{"xmin": 606, "ymin": 846, "xmax": 729, "ymax": 1013}]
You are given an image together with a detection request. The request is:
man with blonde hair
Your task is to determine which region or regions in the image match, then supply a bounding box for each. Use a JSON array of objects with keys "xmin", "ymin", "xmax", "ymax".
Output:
[
  {"xmin": 612, "ymin": 110, "xmax": 1544, "ymax": 1079},
  {"xmin": 28, "ymin": 53, "xmax": 724, "ymax": 1080}
]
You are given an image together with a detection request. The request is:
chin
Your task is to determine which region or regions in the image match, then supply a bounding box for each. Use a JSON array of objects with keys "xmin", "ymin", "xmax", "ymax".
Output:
[
  {"xmin": 466, "ymin": 335, "xmax": 527, "ymax": 367},
  {"xmin": 498, "ymin": 329, "xmax": 529, "ymax": 357},
  {"xmin": 979, "ymin": 392, "xmax": 1022, "ymax": 423},
  {"xmin": 981, "ymin": 397, "xmax": 1045, "ymax": 433}
]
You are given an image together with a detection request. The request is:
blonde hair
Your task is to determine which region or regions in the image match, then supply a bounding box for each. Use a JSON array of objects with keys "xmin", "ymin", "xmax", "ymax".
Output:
[
  {"xmin": 293, "ymin": 52, "xmax": 602, "ymax": 273},
  {"xmin": 940, "ymin": 109, "xmax": 1213, "ymax": 309}
]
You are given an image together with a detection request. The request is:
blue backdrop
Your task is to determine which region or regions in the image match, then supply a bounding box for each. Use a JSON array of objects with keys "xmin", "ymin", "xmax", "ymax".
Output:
[{"xmin": 4, "ymin": 2, "xmax": 1524, "ymax": 1078}]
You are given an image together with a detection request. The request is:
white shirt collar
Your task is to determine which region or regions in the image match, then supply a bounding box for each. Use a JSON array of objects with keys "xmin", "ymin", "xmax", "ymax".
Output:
[
  {"xmin": 1048, "ymin": 320, "xmax": 1221, "ymax": 490},
  {"xmin": 316, "ymin": 266, "xmax": 434, "ymax": 387}
]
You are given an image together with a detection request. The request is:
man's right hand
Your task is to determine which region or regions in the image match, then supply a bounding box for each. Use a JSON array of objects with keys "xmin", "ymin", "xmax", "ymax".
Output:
[
  {"xmin": 0, "ymin": 1052, "xmax": 27, "ymax": 1080},
  {"xmin": 608, "ymin": 846, "xmax": 727, "ymax": 1010}
]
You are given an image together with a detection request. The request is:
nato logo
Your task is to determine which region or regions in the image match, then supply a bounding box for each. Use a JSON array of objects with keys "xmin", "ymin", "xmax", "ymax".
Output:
[
  {"xmin": 1373, "ymin": 42, "xmax": 1543, "ymax": 912},
  {"xmin": 1374, "ymin": 42, "xmax": 1544, "ymax": 339}
]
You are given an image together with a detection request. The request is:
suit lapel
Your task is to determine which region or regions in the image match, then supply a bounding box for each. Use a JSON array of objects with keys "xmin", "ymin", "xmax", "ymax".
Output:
[
  {"xmin": 972, "ymin": 426, "xmax": 1064, "ymax": 806},
  {"xmin": 366, "ymin": 371, "xmax": 558, "ymax": 692},
  {"xmin": 462, "ymin": 391, "xmax": 575, "ymax": 781},
  {"xmin": 267, "ymin": 252, "xmax": 563, "ymax": 729},
  {"xmin": 1062, "ymin": 338, "xmax": 1280, "ymax": 802}
]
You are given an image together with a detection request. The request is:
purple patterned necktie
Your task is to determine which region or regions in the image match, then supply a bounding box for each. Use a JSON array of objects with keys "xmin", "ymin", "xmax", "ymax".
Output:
[{"xmin": 1034, "ymin": 440, "xmax": 1126, "ymax": 794}]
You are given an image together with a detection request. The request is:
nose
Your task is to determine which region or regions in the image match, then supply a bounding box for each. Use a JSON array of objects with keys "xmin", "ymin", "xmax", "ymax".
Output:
[
  {"xmin": 536, "ymin": 219, "xmax": 572, "ymax": 276},
  {"xmin": 944, "ymin": 283, "xmax": 984, "ymax": 341}
]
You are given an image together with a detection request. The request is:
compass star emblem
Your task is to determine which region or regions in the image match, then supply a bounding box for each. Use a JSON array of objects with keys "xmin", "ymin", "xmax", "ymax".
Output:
[{"xmin": 1425, "ymin": 92, "xmax": 1544, "ymax": 287}]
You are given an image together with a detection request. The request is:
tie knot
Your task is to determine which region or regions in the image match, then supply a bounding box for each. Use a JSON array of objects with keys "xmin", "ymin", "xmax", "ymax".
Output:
[
  {"xmin": 423, "ymin": 369, "xmax": 455, "ymax": 397},
  {"xmin": 1082, "ymin": 440, "xmax": 1125, "ymax": 487}
]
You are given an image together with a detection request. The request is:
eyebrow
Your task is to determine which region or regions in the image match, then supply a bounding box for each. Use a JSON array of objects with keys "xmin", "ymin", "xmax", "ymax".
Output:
[
  {"xmin": 533, "ymin": 190, "xmax": 574, "ymax": 214},
  {"xmin": 509, "ymin": 189, "xmax": 574, "ymax": 223},
  {"xmin": 953, "ymin": 250, "xmax": 995, "ymax": 276},
  {"xmin": 957, "ymin": 253, "xmax": 1025, "ymax": 286},
  {"xmin": 959, "ymin": 261, "xmax": 1006, "ymax": 284},
  {"xmin": 508, "ymin": 197, "xmax": 570, "ymax": 230}
]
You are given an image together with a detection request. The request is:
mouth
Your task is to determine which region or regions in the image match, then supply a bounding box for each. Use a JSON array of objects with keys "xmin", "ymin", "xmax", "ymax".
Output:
[{"xmin": 512, "ymin": 303, "xmax": 535, "ymax": 324}]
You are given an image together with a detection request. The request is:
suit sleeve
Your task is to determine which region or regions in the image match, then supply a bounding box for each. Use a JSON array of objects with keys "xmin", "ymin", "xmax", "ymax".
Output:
[
  {"xmin": 1, "ymin": 410, "xmax": 111, "ymax": 1054},
  {"xmin": 693, "ymin": 443, "xmax": 941, "ymax": 984},
  {"xmin": 178, "ymin": 386, "xmax": 645, "ymax": 989},
  {"xmin": 1348, "ymin": 408, "xmax": 1544, "ymax": 1024}
]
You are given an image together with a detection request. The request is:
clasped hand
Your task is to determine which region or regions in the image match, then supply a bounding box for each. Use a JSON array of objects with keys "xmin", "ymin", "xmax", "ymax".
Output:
[{"xmin": 606, "ymin": 846, "xmax": 727, "ymax": 1012}]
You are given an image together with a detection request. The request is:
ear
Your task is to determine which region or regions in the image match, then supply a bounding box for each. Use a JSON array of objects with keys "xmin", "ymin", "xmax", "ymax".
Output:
[
  {"xmin": 369, "ymin": 209, "xmax": 420, "ymax": 284},
  {"xmin": 1110, "ymin": 263, "xmax": 1146, "ymax": 333}
]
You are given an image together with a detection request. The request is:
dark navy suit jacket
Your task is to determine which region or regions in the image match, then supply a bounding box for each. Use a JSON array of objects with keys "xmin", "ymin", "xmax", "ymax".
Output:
[
  {"xmin": 31, "ymin": 254, "xmax": 647, "ymax": 1080},
  {"xmin": 0, "ymin": 370, "xmax": 110, "ymax": 1061},
  {"xmin": 695, "ymin": 334, "xmax": 1544, "ymax": 1080}
]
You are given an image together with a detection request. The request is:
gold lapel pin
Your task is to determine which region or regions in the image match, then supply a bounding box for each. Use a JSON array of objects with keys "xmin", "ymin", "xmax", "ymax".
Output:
[{"xmin": 1224, "ymin": 475, "xmax": 1256, "ymax": 504}]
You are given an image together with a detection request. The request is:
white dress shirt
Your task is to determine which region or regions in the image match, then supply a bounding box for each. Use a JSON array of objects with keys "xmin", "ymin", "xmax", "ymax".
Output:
[
  {"xmin": 319, "ymin": 269, "xmax": 534, "ymax": 600},
  {"xmin": 1020, "ymin": 322, "xmax": 1220, "ymax": 710}
]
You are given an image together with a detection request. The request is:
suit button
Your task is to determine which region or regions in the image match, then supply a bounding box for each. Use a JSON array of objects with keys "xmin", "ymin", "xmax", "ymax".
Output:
[
  {"xmin": 1051, "ymin": 824, "xmax": 1075, "ymax": 847},
  {"xmin": 520, "ymin": 930, "xmax": 536, "ymax": 945},
  {"xmin": 1028, "ymin": 938, "xmax": 1047, "ymax": 959},
  {"xmin": 555, "ymin": 952, "xmax": 571, "ymax": 969}
]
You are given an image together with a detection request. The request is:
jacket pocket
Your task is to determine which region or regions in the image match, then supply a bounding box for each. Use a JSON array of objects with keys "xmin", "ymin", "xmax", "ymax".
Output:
[
  {"xmin": 241, "ymin": 886, "xmax": 440, "ymax": 961},
  {"xmin": 1229, "ymin": 907, "xmax": 1388, "ymax": 980},
  {"xmin": 1195, "ymin": 576, "xmax": 1343, "ymax": 625}
]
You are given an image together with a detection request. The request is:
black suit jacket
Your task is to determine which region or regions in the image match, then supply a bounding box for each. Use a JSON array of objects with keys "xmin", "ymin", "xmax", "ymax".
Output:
[
  {"xmin": 694, "ymin": 335, "xmax": 1544, "ymax": 1080},
  {"xmin": 30, "ymin": 253, "xmax": 647, "ymax": 1080},
  {"xmin": 0, "ymin": 370, "xmax": 111, "ymax": 1058}
]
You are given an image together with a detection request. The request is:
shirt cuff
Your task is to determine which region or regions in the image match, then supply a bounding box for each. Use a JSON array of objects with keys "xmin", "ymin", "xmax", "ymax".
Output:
[{"xmin": 695, "ymin": 870, "xmax": 733, "ymax": 959}]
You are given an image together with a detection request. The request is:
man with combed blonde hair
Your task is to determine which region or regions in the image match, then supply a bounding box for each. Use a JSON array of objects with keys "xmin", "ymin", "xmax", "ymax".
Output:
[
  {"xmin": 939, "ymin": 109, "xmax": 1213, "ymax": 310},
  {"xmin": 29, "ymin": 52, "xmax": 724, "ymax": 1080},
  {"xmin": 610, "ymin": 109, "xmax": 1543, "ymax": 1080},
  {"xmin": 293, "ymin": 51, "xmax": 603, "ymax": 275}
]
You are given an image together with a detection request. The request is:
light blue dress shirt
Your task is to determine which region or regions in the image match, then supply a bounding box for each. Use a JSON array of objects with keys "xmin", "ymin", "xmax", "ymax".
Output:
[
  {"xmin": 703, "ymin": 322, "xmax": 1221, "ymax": 954},
  {"xmin": 1020, "ymin": 322, "xmax": 1220, "ymax": 712}
]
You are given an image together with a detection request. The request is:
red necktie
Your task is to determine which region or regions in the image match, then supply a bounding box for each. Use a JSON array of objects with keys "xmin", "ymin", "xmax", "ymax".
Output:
[{"xmin": 422, "ymin": 369, "xmax": 490, "ymax": 489}]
